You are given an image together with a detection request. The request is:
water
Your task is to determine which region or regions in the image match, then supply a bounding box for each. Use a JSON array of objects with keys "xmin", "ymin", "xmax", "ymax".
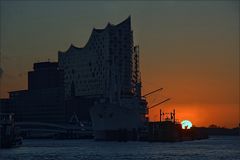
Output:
[{"xmin": 0, "ymin": 136, "xmax": 239, "ymax": 160}]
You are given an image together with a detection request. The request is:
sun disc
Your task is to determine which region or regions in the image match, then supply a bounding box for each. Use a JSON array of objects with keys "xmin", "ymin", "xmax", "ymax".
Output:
[{"xmin": 181, "ymin": 120, "xmax": 192, "ymax": 129}]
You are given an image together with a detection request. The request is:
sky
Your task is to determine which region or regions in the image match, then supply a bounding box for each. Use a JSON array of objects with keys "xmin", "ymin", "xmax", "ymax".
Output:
[{"xmin": 0, "ymin": 0, "xmax": 239, "ymax": 128}]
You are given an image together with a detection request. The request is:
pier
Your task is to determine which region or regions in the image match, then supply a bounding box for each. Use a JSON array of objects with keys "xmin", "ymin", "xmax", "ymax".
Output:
[{"xmin": 0, "ymin": 113, "xmax": 22, "ymax": 148}]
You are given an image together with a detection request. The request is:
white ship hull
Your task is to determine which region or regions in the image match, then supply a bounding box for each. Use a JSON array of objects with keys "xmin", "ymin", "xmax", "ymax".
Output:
[{"xmin": 90, "ymin": 98, "xmax": 147, "ymax": 140}]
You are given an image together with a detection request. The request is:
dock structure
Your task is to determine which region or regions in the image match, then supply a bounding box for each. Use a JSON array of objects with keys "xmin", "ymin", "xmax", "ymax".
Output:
[
  {"xmin": 148, "ymin": 109, "xmax": 182, "ymax": 142},
  {"xmin": 0, "ymin": 113, "xmax": 15, "ymax": 124},
  {"xmin": 0, "ymin": 113, "xmax": 21, "ymax": 148},
  {"xmin": 148, "ymin": 109, "xmax": 208, "ymax": 142}
]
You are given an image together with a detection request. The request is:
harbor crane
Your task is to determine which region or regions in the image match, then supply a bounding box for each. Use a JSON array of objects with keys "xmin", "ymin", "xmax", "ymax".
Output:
[
  {"xmin": 142, "ymin": 88, "xmax": 163, "ymax": 98},
  {"xmin": 148, "ymin": 98, "xmax": 171, "ymax": 109},
  {"xmin": 142, "ymin": 88, "xmax": 170, "ymax": 109}
]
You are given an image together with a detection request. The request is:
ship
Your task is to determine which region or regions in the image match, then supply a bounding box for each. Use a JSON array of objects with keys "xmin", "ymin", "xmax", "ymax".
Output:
[{"xmin": 90, "ymin": 96, "xmax": 148, "ymax": 140}]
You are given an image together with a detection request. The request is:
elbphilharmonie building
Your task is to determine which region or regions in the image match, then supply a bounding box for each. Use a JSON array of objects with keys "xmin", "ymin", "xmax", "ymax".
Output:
[
  {"xmin": 59, "ymin": 17, "xmax": 147, "ymax": 140},
  {"xmin": 58, "ymin": 17, "xmax": 138, "ymax": 100}
]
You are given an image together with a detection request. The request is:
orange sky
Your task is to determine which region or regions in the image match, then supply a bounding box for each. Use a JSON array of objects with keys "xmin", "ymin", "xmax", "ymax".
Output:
[
  {"xmin": 142, "ymin": 68, "xmax": 239, "ymax": 128},
  {"xmin": 147, "ymin": 103, "xmax": 239, "ymax": 128},
  {"xmin": 1, "ymin": 75, "xmax": 239, "ymax": 128}
]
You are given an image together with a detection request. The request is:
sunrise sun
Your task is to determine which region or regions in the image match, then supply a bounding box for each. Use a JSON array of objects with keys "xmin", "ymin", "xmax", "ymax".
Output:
[{"xmin": 181, "ymin": 120, "xmax": 193, "ymax": 129}]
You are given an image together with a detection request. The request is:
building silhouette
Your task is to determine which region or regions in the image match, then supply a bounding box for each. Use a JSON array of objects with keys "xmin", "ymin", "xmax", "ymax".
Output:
[
  {"xmin": 58, "ymin": 16, "xmax": 136, "ymax": 100},
  {"xmin": 28, "ymin": 62, "xmax": 62, "ymax": 90},
  {"xmin": 0, "ymin": 17, "xmax": 143, "ymax": 128},
  {"xmin": 2, "ymin": 62, "xmax": 65, "ymax": 124}
]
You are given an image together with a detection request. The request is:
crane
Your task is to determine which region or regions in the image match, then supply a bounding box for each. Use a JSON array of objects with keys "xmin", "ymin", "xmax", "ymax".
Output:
[
  {"xmin": 142, "ymin": 87, "xmax": 170, "ymax": 109},
  {"xmin": 148, "ymin": 98, "xmax": 170, "ymax": 109},
  {"xmin": 142, "ymin": 88, "xmax": 163, "ymax": 98}
]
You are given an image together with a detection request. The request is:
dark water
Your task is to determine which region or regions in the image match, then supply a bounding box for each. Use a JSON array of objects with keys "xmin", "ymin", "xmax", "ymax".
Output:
[{"xmin": 0, "ymin": 136, "xmax": 240, "ymax": 160}]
